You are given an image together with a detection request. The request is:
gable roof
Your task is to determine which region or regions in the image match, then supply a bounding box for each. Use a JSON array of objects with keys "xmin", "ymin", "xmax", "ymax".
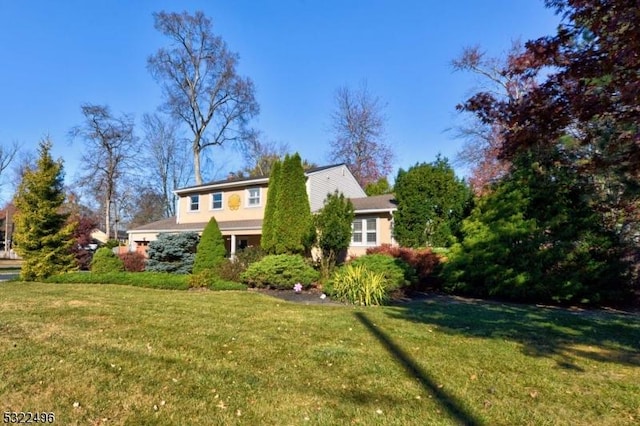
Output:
[
  {"xmin": 174, "ymin": 163, "xmax": 347, "ymax": 195},
  {"xmin": 350, "ymin": 194, "xmax": 397, "ymax": 213}
]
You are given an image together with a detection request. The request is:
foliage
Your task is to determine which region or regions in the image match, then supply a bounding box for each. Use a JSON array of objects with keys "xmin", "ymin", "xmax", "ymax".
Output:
[
  {"xmin": 366, "ymin": 244, "xmax": 442, "ymax": 287},
  {"xmin": 118, "ymin": 252, "xmax": 146, "ymax": 272},
  {"xmin": 148, "ymin": 10, "xmax": 259, "ymax": 185},
  {"xmin": 146, "ymin": 232, "xmax": 199, "ymax": 274},
  {"xmin": 45, "ymin": 271, "xmax": 189, "ymax": 290},
  {"xmin": 240, "ymin": 254, "xmax": 319, "ymax": 289},
  {"xmin": 313, "ymin": 191, "xmax": 354, "ymax": 279},
  {"xmin": 364, "ymin": 177, "xmax": 393, "ymax": 196},
  {"xmin": 13, "ymin": 139, "xmax": 76, "ymax": 280},
  {"xmin": 442, "ymin": 151, "xmax": 629, "ymax": 305},
  {"xmin": 104, "ymin": 239, "xmax": 120, "ymax": 249},
  {"xmin": 328, "ymin": 82, "xmax": 394, "ymax": 187},
  {"xmin": 331, "ymin": 264, "xmax": 388, "ymax": 306},
  {"xmin": 193, "ymin": 217, "xmax": 227, "ymax": 274},
  {"xmin": 70, "ymin": 214, "xmax": 98, "ymax": 270},
  {"xmin": 215, "ymin": 246, "xmax": 266, "ymax": 282},
  {"xmin": 460, "ymin": 0, "xmax": 640, "ymax": 288},
  {"xmin": 393, "ymin": 156, "xmax": 472, "ymax": 248},
  {"xmin": 273, "ymin": 154, "xmax": 313, "ymax": 255},
  {"xmin": 261, "ymin": 159, "xmax": 281, "ymax": 253},
  {"xmin": 347, "ymin": 254, "xmax": 416, "ymax": 292},
  {"xmin": 70, "ymin": 104, "xmax": 138, "ymax": 241},
  {"xmin": 91, "ymin": 247, "xmax": 125, "ymax": 274},
  {"xmin": 188, "ymin": 269, "xmax": 247, "ymax": 291}
]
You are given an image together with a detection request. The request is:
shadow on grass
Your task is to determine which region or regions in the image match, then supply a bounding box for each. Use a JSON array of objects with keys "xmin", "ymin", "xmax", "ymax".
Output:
[
  {"xmin": 355, "ymin": 312, "xmax": 483, "ymax": 426},
  {"xmin": 386, "ymin": 296, "xmax": 640, "ymax": 369}
]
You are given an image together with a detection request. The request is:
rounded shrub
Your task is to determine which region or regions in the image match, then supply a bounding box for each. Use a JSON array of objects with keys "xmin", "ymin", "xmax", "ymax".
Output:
[
  {"xmin": 119, "ymin": 252, "xmax": 146, "ymax": 272},
  {"xmin": 348, "ymin": 254, "xmax": 416, "ymax": 292},
  {"xmin": 240, "ymin": 254, "xmax": 319, "ymax": 289},
  {"xmin": 91, "ymin": 247, "xmax": 125, "ymax": 274}
]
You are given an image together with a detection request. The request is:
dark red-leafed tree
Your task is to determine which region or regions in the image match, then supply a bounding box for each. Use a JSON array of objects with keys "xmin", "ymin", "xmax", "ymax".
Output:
[{"xmin": 328, "ymin": 82, "xmax": 394, "ymax": 187}]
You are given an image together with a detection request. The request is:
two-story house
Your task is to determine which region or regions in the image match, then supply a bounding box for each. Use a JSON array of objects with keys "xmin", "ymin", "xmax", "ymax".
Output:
[{"xmin": 127, "ymin": 164, "xmax": 397, "ymax": 258}]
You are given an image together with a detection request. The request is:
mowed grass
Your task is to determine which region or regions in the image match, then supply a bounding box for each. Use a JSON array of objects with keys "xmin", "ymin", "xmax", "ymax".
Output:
[{"xmin": 1, "ymin": 283, "xmax": 638, "ymax": 425}]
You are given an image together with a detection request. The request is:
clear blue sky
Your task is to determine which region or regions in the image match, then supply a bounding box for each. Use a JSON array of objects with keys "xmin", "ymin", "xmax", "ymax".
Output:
[{"xmin": 0, "ymin": 0, "xmax": 560, "ymax": 197}]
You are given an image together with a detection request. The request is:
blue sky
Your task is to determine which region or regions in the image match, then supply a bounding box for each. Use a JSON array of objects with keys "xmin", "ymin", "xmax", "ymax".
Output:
[{"xmin": 0, "ymin": 0, "xmax": 561, "ymax": 198}]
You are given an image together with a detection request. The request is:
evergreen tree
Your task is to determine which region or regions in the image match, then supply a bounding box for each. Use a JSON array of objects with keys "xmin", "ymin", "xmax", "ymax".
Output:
[
  {"xmin": 193, "ymin": 216, "xmax": 227, "ymax": 273},
  {"xmin": 313, "ymin": 191, "xmax": 354, "ymax": 279},
  {"xmin": 260, "ymin": 159, "xmax": 281, "ymax": 253},
  {"xmin": 146, "ymin": 232, "xmax": 199, "ymax": 274},
  {"xmin": 273, "ymin": 153, "xmax": 312, "ymax": 254},
  {"xmin": 13, "ymin": 139, "xmax": 76, "ymax": 280},
  {"xmin": 393, "ymin": 156, "xmax": 472, "ymax": 248}
]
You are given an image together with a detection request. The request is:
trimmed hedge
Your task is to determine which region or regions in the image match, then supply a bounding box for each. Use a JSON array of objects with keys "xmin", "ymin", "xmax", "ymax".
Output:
[
  {"xmin": 45, "ymin": 272, "xmax": 189, "ymax": 290},
  {"xmin": 240, "ymin": 254, "xmax": 319, "ymax": 289},
  {"xmin": 188, "ymin": 268, "xmax": 247, "ymax": 291},
  {"xmin": 91, "ymin": 248, "xmax": 125, "ymax": 274}
]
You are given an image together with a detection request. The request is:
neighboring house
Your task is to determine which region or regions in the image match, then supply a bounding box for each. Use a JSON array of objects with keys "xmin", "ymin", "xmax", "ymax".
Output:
[
  {"xmin": 127, "ymin": 164, "xmax": 397, "ymax": 258},
  {"xmin": 91, "ymin": 229, "xmax": 128, "ymax": 245}
]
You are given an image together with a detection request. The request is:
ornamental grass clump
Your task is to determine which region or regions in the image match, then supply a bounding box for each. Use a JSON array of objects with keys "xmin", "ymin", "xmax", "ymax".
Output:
[{"xmin": 332, "ymin": 264, "xmax": 388, "ymax": 306}]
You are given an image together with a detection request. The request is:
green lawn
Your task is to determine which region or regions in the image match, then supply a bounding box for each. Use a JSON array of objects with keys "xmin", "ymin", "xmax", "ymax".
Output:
[{"xmin": 1, "ymin": 283, "xmax": 638, "ymax": 425}]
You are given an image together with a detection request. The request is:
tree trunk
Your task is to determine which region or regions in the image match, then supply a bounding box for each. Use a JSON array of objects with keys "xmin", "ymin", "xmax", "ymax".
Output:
[{"xmin": 105, "ymin": 198, "xmax": 111, "ymax": 241}]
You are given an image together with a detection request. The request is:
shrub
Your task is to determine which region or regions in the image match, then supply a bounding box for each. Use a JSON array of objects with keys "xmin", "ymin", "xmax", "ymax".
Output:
[
  {"xmin": 45, "ymin": 271, "xmax": 189, "ymax": 290},
  {"xmin": 91, "ymin": 247, "xmax": 125, "ymax": 274},
  {"xmin": 146, "ymin": 232, "xmax": 199, "ymax": 274},
  {"xmin": 332, "ymin": 264, "xmax": 388, "ymax": 306},
  {"xmin": 213, "ymin": 247, "xmax": 266, "ymax": 282},
  {"xmin": 119, "ymin": 252, "xmax": 146, "ymax": 272},
  {"xmin": 366, "ymin": 244, "xmax": 441, "ymax": 287},
  {"xmin": 104, "ymin": 239, "xmax": 121, "ymax": 249},
  {"xmin": 240, "ymin": 254, "xmax": 319, "ymax": 289},
  {"xmin": 348, "ymin": 254, "xmax": 416, "ymax": 292},
  {"xmin": 188, "ymin": 269, "xmax": 215, "ymax": 288},
  {"xmin": 193, "ymin": 217, "xmax": 227, "ymax": 274}
]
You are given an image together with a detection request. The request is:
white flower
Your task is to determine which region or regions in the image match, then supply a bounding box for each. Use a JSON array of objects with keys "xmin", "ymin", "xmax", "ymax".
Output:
[{"xmin": 320, "ymin": 294, "xmax": 327, "ymax": 299}]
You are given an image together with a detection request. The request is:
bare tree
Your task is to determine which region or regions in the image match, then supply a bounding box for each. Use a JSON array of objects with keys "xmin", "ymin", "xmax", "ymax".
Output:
[
  {"xmin": 70, "ymin": 104, "xmax": 139, "ymax": 240},
  {"xmin": 234, "ymin": 132, "xmax": 290, "ymax": 178},
  {"xmin": 328, "ymin": 82, "xmax": 394, "ymax": 187},
  {"xmin": 141, "ymin": 112, "xmax": 190, "ymax": 217},
  {"xmin": 451, "ymin": 42, "xmax": 534, "ymax": 195},
  {"xmin": 148, "ymin": 10, "xmax": 259, "ymax": 185},
  {"xmin": 0, "ymin": 141, "xmax": 19, "ymax": 199}
]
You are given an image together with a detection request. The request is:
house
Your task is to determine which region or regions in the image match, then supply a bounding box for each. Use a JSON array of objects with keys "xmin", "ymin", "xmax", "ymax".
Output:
[{"xmin": 127, "ymin": 164, "xmax": 397, "ymax": 258}]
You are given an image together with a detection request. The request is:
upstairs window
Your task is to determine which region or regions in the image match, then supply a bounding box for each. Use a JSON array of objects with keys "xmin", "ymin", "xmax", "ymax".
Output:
[
  {"xmin": 211, "ymin": 192, "xmax": 223, "ymax": 210},
  {"xmin": 247, "ymin": 188, "xmax": 261, "ymax": 207},
  {"xmin": 189, "ymin": 195, "xmax": 200, "ymax": 211}
]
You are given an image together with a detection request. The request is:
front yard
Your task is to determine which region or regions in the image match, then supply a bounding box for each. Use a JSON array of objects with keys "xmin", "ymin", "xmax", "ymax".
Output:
[{"xmin": 1, "ymin": 282, "xmax": 638, "ymax": 425}]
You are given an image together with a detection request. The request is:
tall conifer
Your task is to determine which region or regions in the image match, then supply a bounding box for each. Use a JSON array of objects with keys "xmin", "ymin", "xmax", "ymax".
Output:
[
  {"xmin": 260, "ymin": 159, "xmax": 281, "ymax": 253},
  {"xmin": 13, "ymin": 139, "xmax": 76, "ymax": 280}
]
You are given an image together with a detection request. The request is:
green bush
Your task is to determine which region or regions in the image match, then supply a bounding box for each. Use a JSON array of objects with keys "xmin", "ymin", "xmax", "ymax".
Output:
[
  {"xmin": 45, "ymin": 272, "xmax": 189, "ymax": 290},
  {"xmin": 193, "ymin": 217, "xmax": 227, "ymax": 274},
  {"xmin": 188, "ymin": 269, "xmax": 248, "ymax": 291},
  {"xmin": 348, "ymin": 254, "xmax": 416, "ymax": 292},
  {"xmin": 240, "ymin": 254, "xmax": 319, "ymax": 289},
  {"xmin": 146, "ymin": 232, "xmax": 198, "ymax": 274},
  {"xmin": 332, "ymin": 264, "xmax": 388, "ymax": 306},
  {"xmin": 91, "ymin": 248, "xmax": 125, "ymax": 274}
]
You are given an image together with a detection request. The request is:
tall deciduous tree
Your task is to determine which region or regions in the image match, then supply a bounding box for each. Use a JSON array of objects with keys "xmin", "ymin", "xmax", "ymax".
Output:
[
  {"xmin": 141, "ymin": 112, "xmax": 190, "ymax": 217},
  {"xmin": 451, "ymin": 42, "xmax": 534, "ymax": 195},
  {"xmin": 328, "ymin": 82, "xmax": 394, "ymax": 187},
  {"xmin": 13, "ymin": 139, "xmax": 76, "ymax": 280},
  {"xmin": 148, "ymin": 10, "xmax": 259, "ymax": 185},
  {"xmin": 70, "ymin": 104, "xmax": 138, "ymax": 241},
  {"xmin": 393, "ymin": 156, "xmax": 472, "ymax": 248},
  {"xmin": 0, "ymin": 141, "xmax": 19, "ymax": 200}
]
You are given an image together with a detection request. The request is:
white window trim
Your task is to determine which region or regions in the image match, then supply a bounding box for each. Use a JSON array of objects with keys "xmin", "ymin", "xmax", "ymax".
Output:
[
  {"xmin": 188, "ymin": 194, "xmax": 200, "ymax": 212},
  {"xmin": 210, "ymin": 192, "xmax": 224, "ymax": 211},
  {"xmin": 351, "ymin": 217, "xmax": 378, "ymax": 246},
  {"xmin": 245, "ymin": 187, "xmax": 262, "ymax": 208}
]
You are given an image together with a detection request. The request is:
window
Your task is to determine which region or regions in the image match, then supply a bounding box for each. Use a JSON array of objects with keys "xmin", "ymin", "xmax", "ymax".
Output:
[
  {"xmin": 189, "ymin": 195, "xmax": 200, "ymax": 211},
  {"xmin": 211, "ymin": 192, "xmax": 222, "ymax": 210},
  {"xmin": 247, "ymin": 187, "xmax": 261, "ymax": 207},
  {"xmin": 352, "ymin": 217, "xmax": 377, "ymax": 245}
]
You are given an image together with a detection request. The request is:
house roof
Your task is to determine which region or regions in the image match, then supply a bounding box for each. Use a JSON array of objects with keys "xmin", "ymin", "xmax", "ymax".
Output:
[
  {"xmin": 128, "ymin": 217, "xmax": 263, "ymax": 234},
  {"xmin": 351, "ymin": 194, "xmax": 397, "ymax": 213},
  {"xmin": 174, "ymin": 163, "xmax": 347, "ymax": 195}
]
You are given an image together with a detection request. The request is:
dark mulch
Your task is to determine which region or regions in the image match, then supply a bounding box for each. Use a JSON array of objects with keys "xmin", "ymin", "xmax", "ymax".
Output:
[{"xmin": 249, "ymin": 288, "xmax": 346, "ymax": 306}]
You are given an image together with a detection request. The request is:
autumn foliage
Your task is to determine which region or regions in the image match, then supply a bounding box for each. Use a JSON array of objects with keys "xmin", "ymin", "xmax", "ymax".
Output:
[{"xmin": 366, "ymin": 244, "xmax": 442, "ymax": 287}]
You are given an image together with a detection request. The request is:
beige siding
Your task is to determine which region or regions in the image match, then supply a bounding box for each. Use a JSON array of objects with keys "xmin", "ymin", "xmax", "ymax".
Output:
[
  {"xmin": 178, "ymin": 184, "xmax": 269, "ymax": 224},
  {"xmin": 346, "ymin": 213, "xmax": 396, "ymax": 258},
  {"xmin": 307, "ymin": 165, "xmax": 367, "ymax": 211}
]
